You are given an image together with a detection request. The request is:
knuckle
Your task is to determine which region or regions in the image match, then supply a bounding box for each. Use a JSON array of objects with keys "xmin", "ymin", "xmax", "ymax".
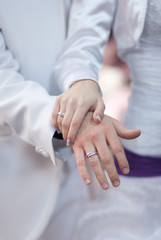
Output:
[
  {"xmin": 62, "ymin": 121, "xmax": 68, "ymax": 129},
  {"xmin": 68, "ymin": 101, "xmax": 75, "ymax": 108},
  {"xmin": 97, "ymin": 175, "xmax": 106, "ymax": 184},
  {"xmin": 113, "ymin": 145, "xmax": 122, "ymax": 155},
  {"xmin": 71, "ymin": 120, "xmax": 79, "ymax": 128},
  {"xmin": 89, "ymin": 157, "xmax": 98, "ymax": 168},
  {"xmin": 57, "ymin": 118, "xmax": 62, "ymax": 125},
  {"xmin": 69, "ymin": 97, "xmax": 77, "ymax": 105},
  {"xmin": 101, "ymin": 156, "xmax": 112, "ymax": 165},
  {"xmin": 73, "ymin": 143, "xmax": 81, "ymax": 150},
  {"xmin": 78, "ymin": 101, "xmax": 86, "ymax": 109},
  {"xmin": 109, "ymin": 174, "xmax": 118, "ymax": 182},
  {"xmin": 89, "ymin": 129, "xmax": 98, "ymax": 139},
  {"xmin": 80, "ymin": 170, "xmax": 88, "ymax": 179},
  {"xmin": 101, "ymin": 121, "xmax": 110, "ymax": 130},
  {"xmin": 77, "ymin": 159, "xmax": 85, "ymax": 168},
  {"xmin": 61, "ymin": 98, "xmax": 67, "ymax": 105}
]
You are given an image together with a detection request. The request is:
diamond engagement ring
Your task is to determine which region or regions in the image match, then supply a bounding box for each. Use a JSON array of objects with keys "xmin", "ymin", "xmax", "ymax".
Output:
[
  {"xmin": 86, "ymin": 151, "xmax": 98, "ymax": 158},
  {"xmin": 57, "ymin": 112, "xmax": 65, "ymax": 118}
]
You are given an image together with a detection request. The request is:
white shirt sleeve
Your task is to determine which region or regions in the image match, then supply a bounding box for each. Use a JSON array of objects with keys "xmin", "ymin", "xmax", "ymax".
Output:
[
  {"xmin": 53, "ymin": 0, "xmax": 116, "ymax": 92},
  {"xmin": 0, "ymin": 31, "xmax": 57, "ymax": 165}
]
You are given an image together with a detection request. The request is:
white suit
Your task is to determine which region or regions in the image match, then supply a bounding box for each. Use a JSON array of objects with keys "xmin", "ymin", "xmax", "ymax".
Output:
[{"xmin": 0, "ymin": 0, "xmax": 112, "ymax": 239}]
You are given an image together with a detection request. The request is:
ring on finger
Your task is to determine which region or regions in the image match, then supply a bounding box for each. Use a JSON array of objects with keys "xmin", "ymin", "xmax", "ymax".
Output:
[
  {"xmin": 57, "ymin": 111, "xmax": 65, "ymax": 118},
  {"xmin": 86, "ymin": 151, "xmax": 98, "ymax": 158}
]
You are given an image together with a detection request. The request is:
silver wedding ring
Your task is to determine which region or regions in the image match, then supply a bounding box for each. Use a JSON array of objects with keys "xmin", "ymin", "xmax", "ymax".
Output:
[
  {"xmin": 57, "ymin": 111, "xmax": 65, "ymax": 118},
  {"xmin": 86, "ymin": 151, "xmax": 98, "ymax": 158}
]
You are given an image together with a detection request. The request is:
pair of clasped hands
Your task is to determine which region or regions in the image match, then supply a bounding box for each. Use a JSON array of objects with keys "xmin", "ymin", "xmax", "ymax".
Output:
[{"xmin": 52, "ymin": 80, "xmax": 141, "ymax": 190}]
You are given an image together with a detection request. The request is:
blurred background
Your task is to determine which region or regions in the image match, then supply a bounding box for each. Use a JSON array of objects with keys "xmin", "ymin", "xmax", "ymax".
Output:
[{"xmin": 99, "ymin": 35, "xmax": 131, "ymax": 122}]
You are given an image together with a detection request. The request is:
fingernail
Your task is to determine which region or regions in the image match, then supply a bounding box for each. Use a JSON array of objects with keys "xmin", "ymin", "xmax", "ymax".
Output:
[
  {"xmin": 96, "ymin": 115, "xmax": 102, "ymax": 122},
  {"xmin": 113, "ymin": 180, "xmax": 120, "ymax": 187},
  {"xmin": 123, "ymin": 168, "xmax": 129, "ymax": 174},
  {"xmin": 85, "ymin": 178, "xmax": 91, "ymax": 185},
  {"xmin": 56, "ymin": 128, "xmax": 61, "ymax": 134},
  {"xmin": 102, "ymin": 182, "xmax": 109, "ymax": 190},
  {"xmin": 66, "ymin": 140, "xmax": 72, "ymax": 146}
]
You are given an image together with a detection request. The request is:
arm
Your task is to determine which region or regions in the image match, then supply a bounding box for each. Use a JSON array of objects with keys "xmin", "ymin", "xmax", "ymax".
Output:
[
  {"xmin": 0, "ymin": 31, "xmax": 57, "ymax": 164},
  {"xmin": 52, "ymin": 0, "xmax": 117, "ymax": 143}
]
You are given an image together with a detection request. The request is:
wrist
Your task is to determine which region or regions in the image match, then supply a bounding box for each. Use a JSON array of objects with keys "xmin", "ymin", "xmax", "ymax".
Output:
[{"xmin": 70, "ymin": 79, "xmax": 100, "ymax": 91}]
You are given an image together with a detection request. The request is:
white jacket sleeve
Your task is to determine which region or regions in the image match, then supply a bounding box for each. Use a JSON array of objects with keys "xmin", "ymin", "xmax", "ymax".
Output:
[
  {"xmin": 53, "ymin": 0, "xmax": 116, "ymax": 92},
  {"xmin": 0, "ymin": 31, "xmax": 57, "ymax": 165}
]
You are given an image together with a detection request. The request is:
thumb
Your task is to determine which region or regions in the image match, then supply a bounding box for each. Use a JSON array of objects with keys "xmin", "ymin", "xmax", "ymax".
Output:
[
  {"xmin": 112, "ymin": 118, "xmax": 141, "ymax": 139},
  {"xmin": 93, "ymin": 99, "xmax": 105, "ymax": 124}
]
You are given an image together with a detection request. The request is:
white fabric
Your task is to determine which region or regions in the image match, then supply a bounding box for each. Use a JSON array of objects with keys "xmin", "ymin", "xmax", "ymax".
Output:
[
  {"xmin": 113, "ymin": 0, "xmax": 148, "ymax": 51},
  {"xmin": 121, "ymin": 0, "xmax": 161, "ymax": 156},
  {"xmin": 0, "ymin": 133, "xmax": 62, "ymax": 240},
  {"xmin": 142, "ymin": 0, "xmax": 161, "ymax": 43},
  {"xmin": 40, "ymin": 158, "xmax": 161, "ymax": 240}
]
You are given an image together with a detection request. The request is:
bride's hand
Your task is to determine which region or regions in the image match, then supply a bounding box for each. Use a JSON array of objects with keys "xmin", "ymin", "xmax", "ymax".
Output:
[
  {"xmin": 52, "ymin": 79, "xmax": 105, "ymax": 145},
  {"xmin": 72, "ymin": 112, "xmax": 141, "ymax": 190}
]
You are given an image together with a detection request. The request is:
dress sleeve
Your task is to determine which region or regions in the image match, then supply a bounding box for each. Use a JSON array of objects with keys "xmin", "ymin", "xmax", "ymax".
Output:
[
  {"xmin": 0, "ymin": 31, "xmax": 57, "ymax": 164},
  {"xmin": 53, "ymin": 0, "xmax": 116, "ymax": 92}
]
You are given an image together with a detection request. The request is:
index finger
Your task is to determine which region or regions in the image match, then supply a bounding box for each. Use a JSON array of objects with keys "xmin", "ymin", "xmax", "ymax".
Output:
[{"xmin": 67, "ymin": 105, "xmax": 89, "ymax": 143}]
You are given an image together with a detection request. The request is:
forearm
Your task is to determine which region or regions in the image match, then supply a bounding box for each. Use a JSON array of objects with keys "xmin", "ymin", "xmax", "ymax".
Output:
[
  {"xmin": 53, "ymin": 0, "xmax": 117, "ymax": 92},
  {"xmin": 0, "ymin": 31, "xmax": 57, "ymax": 164}
]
